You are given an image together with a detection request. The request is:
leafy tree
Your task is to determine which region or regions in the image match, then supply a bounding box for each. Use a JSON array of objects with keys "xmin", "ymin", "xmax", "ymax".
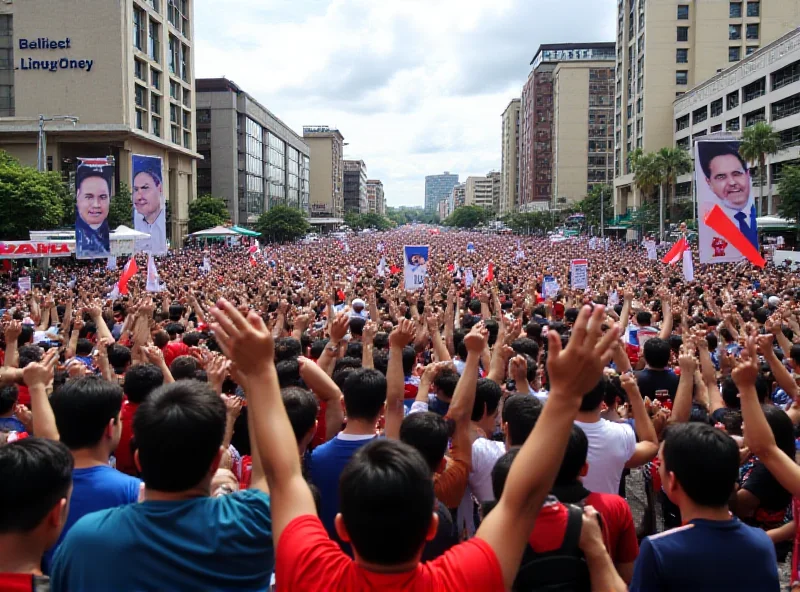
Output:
[
  {"xmin": 574, "ymin": 185, "xmax": 613, "ymax": 233},
  {"xmin": 777, "ymin": 165, "xmax": 800, "ymax": 241},
  {"xmin": 444, "ymin": 205, "xmax": 490, "ymax": 228},
  {"xmin": 656, "ymin": 147, "xmax": 692, "ymax": 226},
  {"xmin": 629, "ymin": 199, "xmax": 659, "ymax": 235},
  {"xmin": 503, "ymin": 211, "xmax": 556, "ymax": 235},
  {"xmin": 359, "ymin": 212, "xmax": 394, "ymax": 230},
  {"xmin": 0, "ymin": 151, "xmax": 67, "ymax": 239},
  {"xmin": 740, "ymin": 121, "xmax": 781, "ymax": 215},
  {"xmin": 632, "ymin": 152, "xmax": 665, "ymax": 237},
  {"xmin": 255, "ymin": 205, "xmax": 311, "ymax": 243},
  {"xmin": 188, "ymin": 194, "xmax": 230, "ymax": 233},
  {"xmin": 107, "ymin": 183, "xmax": 133, "ymax": 229},
  {"xmin": 385, "ymin": 207, "xmax": 409, "ymax": 226}
]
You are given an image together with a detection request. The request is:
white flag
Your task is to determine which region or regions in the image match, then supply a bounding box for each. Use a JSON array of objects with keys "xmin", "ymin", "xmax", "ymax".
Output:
[
  {"xmin": 106, "ymin": 256, "xmax": 117, "ymax": 270},
  {"xmin": 202, "ymin": 256, "xmax": 211, "ymax": 273},
  {"xmin": 377, "ymin": 256, "xmax": 386, "ymax": 277},
  {"xmin": 464, "ymin": 268, "xmax": 474, "ymax": 287},
  {"xmin": 683, "ymin": 247, "xmax": 694, "ymax": 282},
  {"xmin": 608, "ymin": 290, "xmax": 620, "ymax": 307},
  {"xmin": 377, "ymin": 242, "xmax": 385, "ymax": 253},
  {"xmin": 146, "ymin": 254, "xmax": 164, "ymax": 292}
]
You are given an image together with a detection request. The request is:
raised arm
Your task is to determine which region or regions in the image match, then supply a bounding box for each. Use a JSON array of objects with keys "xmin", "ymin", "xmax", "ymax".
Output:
[
  {"xmin": 361, "ymin": 320, "xmax": 376, "ymax": 370},
  {"xmin": 657, "ymin": 289, "xmax": 673, "ymax": 341},
  {"xmin": 298, "ymin": 355, "xmax": 345, "ymax": 442},
  {"xmin": 317, "ymin": 313, "xmax": 349, "ymax": 377},
  {"xmin": 384, "ymin": 319, "xmax": 415, "ymax": 440},
  {"xmin": 669, "ymin": 348, "xmax": 697, "ymax": 424},
  {"xmin": 426, "ymin": 312, "xmax": 451, "ymax": 363},
  {"xmin": 3, "ymin": 320, "xmax": 21, "ymax": 368},
  {"xmin": 621, "ymin": 373, "xmax": 659, "ymax": 467},
  {"xmin": 23, "ymin": 349, "xmax": 59, "ymax": 440}
]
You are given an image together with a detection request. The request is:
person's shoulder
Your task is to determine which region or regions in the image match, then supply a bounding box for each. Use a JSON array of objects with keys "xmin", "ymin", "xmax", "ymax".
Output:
[{"xmin": 586, "ymin": 491, "xmax": 631, "ymax": 513}]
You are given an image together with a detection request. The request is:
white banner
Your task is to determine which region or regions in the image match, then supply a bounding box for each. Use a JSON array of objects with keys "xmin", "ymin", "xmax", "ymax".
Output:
[
  {"xmin": 403, "ymin": 245, "xmax": 429, "ymax": 291},
  {"xmin": 570, "ymin": 259, "xmax": 588, "ymax": 290},
  {"xmin": 543, "ymin": 275, "xmax": 559, "ymax": 299},
  {"xmin": 18, "ymin": 276, "xmax": 31, "ymax": 293}
]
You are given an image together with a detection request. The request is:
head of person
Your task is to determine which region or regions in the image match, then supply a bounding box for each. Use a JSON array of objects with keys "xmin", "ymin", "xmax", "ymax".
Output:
[
  {"xmin": 643, "ymin": 337, "xmax": 671, "ymax": 370},
  {"xmin": 511, "ymin": 337, "xmax": 539, "ymax": 360},
  {"xmin": 342, "ymin": 368, "xmax": 387, "ymax": 424},
  {"xmin": 49, "ymin": 376, "xmax": 124, "ymax": 453},
  {"xmin": 699, "ymin": 141, "xmax": 751, "ymax": 210},
  {"xmin": 636, "ymin": 311, "xmax": 652, "ymax": 327},
  {"xmin": 170, "ymin": 355, "xmax": 199, "ymax": 381},
  {"xmin": 660, "ymin": 423, "xmax": 739, "ymax": 509},
  {"xmin": 0, "ymin": 438, "xmax": 73, "ymax": 552},
  {"xmin": 133, "ymin": 380, "xmax": 226, "ymax": 493},
  {"xmin": 76, "ymin": 166, "xmax": 111, "ymax": 227},
  {"xmin": 107, "ymin": 344, "xmax": 132, "ymax": 375},
  {"xmin": 337, "ymin": 439, "xmax": 436, "ymax": 565},
  {"xmin": 75, "ymin": 338, "xmax": 93, "ymax": 357},
  {"xmin": 17, "ymin": 324, "xmax": 34, "ymax": 347},
  {"xmin": 168, "ymin": 305, "xmax": 185, "ymax": 323},
  {"xmin": 401, "ymin": 345, "xmax": 416, "ymax": 377},
  {"xmin": 281, "ymin": 386, "xmax": 319, "ymax": 452},
  {"xmin": 165, "ymin": 322, "xmax": 184, "ymax": 339},
  {"xmin": 399, "ymin": 411, "xmax": 451, "ymax": 474},
  {"xmin": 471, "ymin": 378, "xmax": 502, "ymax": 435},
  {"xmin": 351, "ymin": 299, "xmax": 366, "ymax": 314},
  {"xmin": 0, "ymin": 384, "xmax": 18, "ymax": 417},
  {"xmin": 433, "ymin": 368, "xmax": 459, "ymax": 402},
  {"xmin": 274, "ymin": 337, "xmax": 302, "ymax": 362},
  {"xmin": 554, "ymin": 425, "xmax": 590, "ymax": 486},
  {"xmin": 123, "ymin": 363, "xmax": 164, "ymax": 405},
  {"xmin": 132, "ymin": 167, "xmax": 163, "ymax": 222},
  {"xmin": 502, "ymin": 393, "xmax": 542, "ymax": 448}
]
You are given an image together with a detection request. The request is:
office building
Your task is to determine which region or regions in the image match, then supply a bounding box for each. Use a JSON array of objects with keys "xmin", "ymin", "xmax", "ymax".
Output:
[
  {"xmin": 674, "ymin": 27, "xmax": 800, "ymax": 215},
  {"xmin": 520, "ymin": 43, "xmax": 616, "ymax": 212},
  {"xmin": 450, "ymin": 182, "xmax": 466, "ymax": 211},
  {"xmin": 195, "ymin": 78, "xmax": 309, "ymax": 226},
  {"xmin": 613, "ymin": 0, "xmax": 800, "ymax": 214},
  {"xmin": 0, "ymin": 0, "xmax": 200, "ymax": 246},
  {"xmin": 343, "ymin": 159, "xmax": 368, "ymax": 214},
  {"xmin": 366, "ymin": 179, "xmax": 385, "ymax": 215},
  {"xmin": 500, "ymin": 98, "xmax": 521, "ymax": 214},
  {"xmin": 303, "ymin": 126, "xmax": 345, "ymax": 225},
  {"xmin": 552, "ymin": 61, "xmax": 615, "ymax": 206},
  {"xmin": 438, "ymin": 197, "xmax": 450, "ymax": 220},
  {"xmin": 424, "ymin": 172, "xmax": 459, "ymax": 213},
  {"xmin": 487, "ymin": 171, "xmax": 502, "ymax": 212},
  {"xmin": 465, "ymin": 175, "xmax": 495, "ymax": 209}
]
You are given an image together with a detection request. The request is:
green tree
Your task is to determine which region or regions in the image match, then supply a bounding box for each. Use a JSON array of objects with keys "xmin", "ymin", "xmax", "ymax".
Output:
[
  {"xmin": 107, "ymin": 183, "xmax": 133, "ymax": 229},
  {"xmin": 629, "ymin": 199, "xmax": 660, "ymax": 235},
  {"xmin": 656, "ymin": 147, "xmax": 692, "ymax": 226},
  {"xmin": 574, "ymin": 185, "xmax": 613, "ymax": 234},
  {"xmin": 777, "ymin": 165, "xmax": 800, "ymax": 241},
  {"xmin": 0, "ymin": 151, "xmax": 67, "ymax": 239},
  {"xmin": 444, "ymin": 205, "xmax": 490, "ymax": 228},
  {"xmin": 359, "ymin": 212, "xmax": 394, "ymax": 231},
  {"xmin": 255, "ymin": 205, "xmax": 311, "ymax": 243},
  {"xmin": 188, "ymin": 194, "xmax": 230, "ymax": 233},
  {"xmin": 632, "ymin": 152, "xmax": 665, "ymax": 237},
  {"xmin": 740, "ymin": 121, "xmax": 781, "ymax": 216},
  {"xmin": 385, "ymin": 207, "xmax": 409, "ymax": 226}
]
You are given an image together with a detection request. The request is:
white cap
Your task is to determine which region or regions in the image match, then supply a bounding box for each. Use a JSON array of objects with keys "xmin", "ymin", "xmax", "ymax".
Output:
[
  {"xmin": 352, "ymin": 298, "xmax": 366, "ymax": 309},
  {"xmin": 768, "ymin": 295, "xmax": 780, "ymax": 307}
]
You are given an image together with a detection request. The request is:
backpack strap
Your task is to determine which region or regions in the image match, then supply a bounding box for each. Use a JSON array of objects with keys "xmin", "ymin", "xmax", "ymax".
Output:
[{"xmin": 558, "ymin": 504, "xmax": 584, "ymax": 554}]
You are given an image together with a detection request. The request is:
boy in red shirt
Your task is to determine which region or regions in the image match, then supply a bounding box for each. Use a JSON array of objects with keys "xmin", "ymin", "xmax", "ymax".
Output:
[{"xmin": 210, "ymin": 299, "xmax": 625, "ymax": 591}]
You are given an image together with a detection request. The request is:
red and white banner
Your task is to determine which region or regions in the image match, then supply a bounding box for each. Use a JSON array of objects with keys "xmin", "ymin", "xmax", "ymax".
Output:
[{"xmin": 0, "ymin": 241, "xmax": 72, "ymax": 259}]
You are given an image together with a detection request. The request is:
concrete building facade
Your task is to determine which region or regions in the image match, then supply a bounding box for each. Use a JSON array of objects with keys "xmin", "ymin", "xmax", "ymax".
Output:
[
  {"xmin": 488, "ymin": 171, "xmax": 501, "ymax": 212},
  {"xmin": 613, "ymin": 0, "xmax": 800, "ymax": 215},
  {"xmin": 674, "ymin": 27, "xmax": 800, "ymax": 215},
  {"xmin": 500, "ymin": 98, "xmax": 521, "ymax": 214},
  {"xmin": 195, "ymin": 78, "xmax": 309, "ymax": 226},
  {"xmin": 520, "ymin": 43, "xmax": 616, "ymax": 212},
  {"xmin": 450, "ymin": 182, "xmax": 466, "ymax": 211},
  {"xmin": 465, "ymin": 175, "xmax": 495, "ymax": 209},
  {"xmin": 303, "ymin": 126, "xmax": 344, "ymax": 225},
  {"xmin": 424, "ymin": 172, "xmax": 459, "ymax": 213},
  {"xmin": 553, "ymin": 61, "xmax": 615, "ymax": 207},
  {"xmin": 438, "ymin": 196, "xmax": 450, "ymax": 220},
  {"xmin": 343, "ymin": 159, "xmax": 368, "ymax": 214},
  {"xmin": 366, "ymin": 179, "xmax": 385, "ymax": 215},
  {"xmin": 0, "ymin": 0, "xmax": 200, "ymax": 246}
]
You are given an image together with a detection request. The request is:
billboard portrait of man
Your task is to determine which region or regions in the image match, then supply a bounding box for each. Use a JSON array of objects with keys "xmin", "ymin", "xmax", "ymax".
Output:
[
  {"xmin": 75, "ymin": 159, "xmax": 113, "ymax": 259},
  {"xmin": 696, "ymin": 140, "xmax": 758, "ymax": 263},
  {"xmin": 403, "ymin": 245, "xmax": 429, "ymax": 291},
  {"xmin": 132, "ymin": 154, "xmax": 167, "ymax": 254}
]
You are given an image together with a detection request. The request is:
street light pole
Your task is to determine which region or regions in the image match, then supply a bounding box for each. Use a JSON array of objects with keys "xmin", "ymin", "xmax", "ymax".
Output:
[
  {"xmin": 37, "ymin": 114, "xmax": 79, "ymax": 172},
  {"xmin": 600, "ymin": 189, "xmax": 605, "ymax": 238}
]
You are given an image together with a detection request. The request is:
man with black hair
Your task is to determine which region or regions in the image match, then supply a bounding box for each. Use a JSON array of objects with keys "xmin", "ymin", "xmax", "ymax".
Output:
[
  {"xmin": 0, "ymin": 384, "xmax": 26, "ymax": 433},
  {"xmin": 631, "ymin": 423, "xmax": 778, "ymax": 591},
  {"xmin": 44, "ymin": 376, "xmax": 140, "ymax": 572},
  {"xmin": 275, "ymin": 337, "xmax": 302, "ymax": 362},
  {"xmin": 169, "ymin": 355, "xmax": 199, "ymax": 381},
  {"xmin": 501, "ymin": 394, "xmax": 542, "ymax": 449},
  {"xmin": 116, "ymin": 363, "xmax": 165, "ymax": 476},
  {"xmin": 162, "ymin": 322, "xmax": 188, "ymax": 367},
  {"xmin": 0, "ymin": 438, "xmax": 73, "ymax": 591},
  {"xmin": 636, "ymin": 337, "xmax": 680, "ymax": 402},
  {"xmin": 282, "ymin": 386, "xmax": 319, "ymax": 456},
  {"xmin": 74, "ymin": 165, "xmax": 111, "ymax": 257},
  {"xmin": 50, "ymin": 380, "xmax": 275, "ymax": 591}
]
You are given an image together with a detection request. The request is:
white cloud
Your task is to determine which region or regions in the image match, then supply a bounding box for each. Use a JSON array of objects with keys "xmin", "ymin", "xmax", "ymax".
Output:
[{"xmin": 195, "ymin": 0, "xmax": 616, "ymax": 207}]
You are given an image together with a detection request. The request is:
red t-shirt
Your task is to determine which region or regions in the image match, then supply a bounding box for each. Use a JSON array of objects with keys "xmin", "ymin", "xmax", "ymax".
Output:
[
  {"xmin": 16, "ymin": 385, "xmax": 30, "ymax": 407},
  {"xmin": 0, "ymin": 573, "xmax": 47, "ymax": 592},
  {"xmin": 163, "ymin": 341, "xmax": 190, "ymax": 368},
  {"xmin": 115, "ymin": 400, "xmax": 140, "ymax": 476},
  {"xmin": 275, "ymin": 514, "xmax": 505, "ymax": 591},
  {"xmin": 312, "ymin": 401, "xmax": 328, "ymax": 449}
]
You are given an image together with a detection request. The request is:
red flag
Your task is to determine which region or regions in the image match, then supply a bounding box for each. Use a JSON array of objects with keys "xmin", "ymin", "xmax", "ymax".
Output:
[
  {"xmin": 485, "ymin": 261, "xmax": 495, "ymax": 282},
  {"xmin": 336, "ymin": 289, "xmax": 346, "ymax": 301},
  {"xmin": 447, "ymin": 263, "xmax": 455, "ymax": 273},
  {"xmin": 389, "ymin": 264, "xmax": 400, "ymax": 275},
  {"xmin": 662, "ymin": 238, "xmax": 688, "ymax": 265},
  {"xmin": 704, "ymin": 204, "xmax": 766, "ymax": 267},
  {"xmin": 117, "ymin": 258, "xmax": 139, "ymax": 295}
]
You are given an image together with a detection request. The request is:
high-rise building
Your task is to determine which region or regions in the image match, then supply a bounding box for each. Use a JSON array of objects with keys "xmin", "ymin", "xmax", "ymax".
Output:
[
  {"xmin": 500, "ymin": 98, "xmax": 521, "ymax": 214},
  {"xmin": 303, "ymin": 126, "xmax": 345, "ymax": 226},
  {"xmin": 487, "ymin": 171, "xmax": 502, "ymax": 212},
  {"xmin": 366, "ymin": 179, "xmax": 385, "ymax": 215},
  {"xmin": 424, "ymin": 172, "xmax": 459, "ymax": 213},
  {"xmin": 195, "ymin": 78, "xmax": 309, "ymax": 226},
  {"xmin": 613, "ymin": 0, "xmax": 800, "ymax": 215},
  {"xmin": 552, "ymin": 61, "xmax": 615, "ymax": 207},
  {"xmin": 438, "ymin": 197, "xmax": 450, "ymax": 220},
  {"xmin": 450, "ymin": 182, "xmax": 466, "ymax": 210},
  {"xmin": 343, "ymin": 159, "xmax": 368, "ymax": 214},
  {"xmin": 465, "ymin": 175, "xmax": 495, "ymax": 209},
  {"xmin": 0, "ymin": 0, "xmax": 200, "ymax": 246},
  {"xmin": 520, "ymin": 43, "xmax": 616, "ymax": 212}
]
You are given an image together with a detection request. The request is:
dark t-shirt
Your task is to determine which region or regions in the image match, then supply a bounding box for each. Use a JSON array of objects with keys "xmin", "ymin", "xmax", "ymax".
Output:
[
  {"xmin": 635, "ymin": 368, "xmax": 680, "ymax": 401},
  {"xmin": 742, "ymin": 461, "xmax": 792, "ymax": 531},
  {"xmin": 421, "ymin": 499, "xmax": 459, "ymax": 562}
]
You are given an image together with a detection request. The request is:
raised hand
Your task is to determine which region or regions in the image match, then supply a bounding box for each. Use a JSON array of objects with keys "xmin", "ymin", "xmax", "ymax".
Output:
[
  {"xmin": 210, "ymin": 299, "xmax": 275, "ymax": 380},
  {"xmin": 4, "ymin": 320, "xmax": 21, "ymax": 343},
  {"xmin": 329, "ymin": 313, "xmax": 350, "ymax": 342},
  {"xmin": 464, "ymin": 322, "xmax": 489, "ymax": 354},
  {"xmin": 678, "ymin": 347, "xmax": 697, "ymax": 375},
  {"xmin": 22, "ymin": 349, "xmax": 58, "ymax": 388},
  {"xmin": 362, "ymin": 320, "xmax": 378, "ymax": 344},
  {"xmin": 388, "ymin": 318, "xmax": 416, "ymax": 349},
  {"xmin": 732, "ymin": 335, "xmax": 760, "ymax": 389}
]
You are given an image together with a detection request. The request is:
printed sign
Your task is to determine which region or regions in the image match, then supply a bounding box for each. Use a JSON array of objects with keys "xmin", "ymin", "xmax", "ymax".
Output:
[
  {"xmin": 403, "ymin": 245, "xmax": 429, "ymax": 291},
  {"xmin": 570, "ymin": 259, "xmax": 588, "ymax": 290}
]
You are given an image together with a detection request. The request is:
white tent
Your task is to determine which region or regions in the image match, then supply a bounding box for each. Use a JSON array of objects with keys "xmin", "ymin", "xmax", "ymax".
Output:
[
  {"xmin": 188, "ymin": 226, "xmax": 240, "ymax": 237},
  {"xmin": 111, "ymin": 225, "xmax": 151, "ymax": 239},
  {"xmin": 757, "ymin": 215, "xmax": 794, "ymax": 229}
]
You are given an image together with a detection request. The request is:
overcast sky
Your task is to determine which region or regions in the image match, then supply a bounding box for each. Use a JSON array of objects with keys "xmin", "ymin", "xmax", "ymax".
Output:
[{"xmin": 195, "ymin": 0, "xmax": 616, "ymax": 208}]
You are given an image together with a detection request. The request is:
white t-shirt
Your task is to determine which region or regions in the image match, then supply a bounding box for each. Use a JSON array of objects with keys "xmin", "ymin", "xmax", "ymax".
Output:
[
  {"xmin": 456, "ymin": 438, "xmax": 506, "ymax": 537},
  {"xmin": 574, "ymin": 418, "xmax": 636, "ymax": 494}
]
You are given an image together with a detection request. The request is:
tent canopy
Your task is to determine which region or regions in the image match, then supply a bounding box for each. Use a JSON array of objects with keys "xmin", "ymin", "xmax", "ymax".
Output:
[
  {"xmin": 111, "ymin": 225, "xmax": 150, "ymax": 239},
  {"xmin": 189, "ymin": 226, "xmax": 240, "ymax": 237},
  {"xmin": 757, "ymin": 215, "xmax": 795, "ymax": 229},
  {"xmin": 230, "ymin": 225, "xmax": 261, "ymax": 237}
]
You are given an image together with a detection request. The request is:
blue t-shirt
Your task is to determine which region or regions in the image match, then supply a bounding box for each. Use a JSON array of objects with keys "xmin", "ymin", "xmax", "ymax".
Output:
[
  {"xmin": 0, "ymin": 416, "xmax": 26, "ymax": 433},
  {"xmin": 309, "ymin": 434, "xmax": 376, "ymax": 538},
  {"xmin": 630, "ymin": 518, "xmax": 779, "ymax": 591},
  {"xmin": 44, "ymin": 465, "xmax": 141, "ymax": 573},
  {"xmin": 50, "ymin": 489, "xmax": 273, "ymax": 592}
]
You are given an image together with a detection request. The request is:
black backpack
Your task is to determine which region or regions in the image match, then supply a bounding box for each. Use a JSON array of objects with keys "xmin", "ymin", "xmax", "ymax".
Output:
[{"xmin": 512, "ymin": 504, "xmax": 591, "ymax": 592}]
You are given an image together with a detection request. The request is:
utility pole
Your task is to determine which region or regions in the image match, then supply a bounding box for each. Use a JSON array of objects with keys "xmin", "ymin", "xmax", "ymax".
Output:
[{"xmin": 37, "ymin": 114, "xmax": 79, "ymax": 172}]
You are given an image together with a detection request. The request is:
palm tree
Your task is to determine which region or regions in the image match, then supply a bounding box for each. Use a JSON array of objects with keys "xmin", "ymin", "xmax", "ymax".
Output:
[
  {"xmin": 655, "ymin": 147, "xmax": 693, "ymax": 225},
  {"xmin": 740, "ymin": 121, "xmax": 781, "ymax": 216},
  {"xmin": 633, "ymin": 152, "xmax": 666, "ymax": 238}
]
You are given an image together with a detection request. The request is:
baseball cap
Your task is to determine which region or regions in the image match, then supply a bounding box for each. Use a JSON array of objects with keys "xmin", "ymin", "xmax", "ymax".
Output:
[
  {"xmin": 768, "ymin": 296, "xmax": 780, "ymax": 307},
  {"xmin": 352, "ymin": 298, "xmax": 366, "ymax": 309}
]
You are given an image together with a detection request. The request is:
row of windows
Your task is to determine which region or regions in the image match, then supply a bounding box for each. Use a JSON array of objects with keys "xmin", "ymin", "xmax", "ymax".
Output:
[
  {"xmin": 730, "ymin": 1, "xmax": 760, "ymax": 18},
  {"xmin": 730, "ymin": 23, "xmax": 760, "ymax": 41}
]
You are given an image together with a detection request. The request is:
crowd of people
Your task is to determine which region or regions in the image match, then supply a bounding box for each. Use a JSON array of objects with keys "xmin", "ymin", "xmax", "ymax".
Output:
[{"xmin": 0, "ymin": 225, "xmax": 798, "ymax": 591}]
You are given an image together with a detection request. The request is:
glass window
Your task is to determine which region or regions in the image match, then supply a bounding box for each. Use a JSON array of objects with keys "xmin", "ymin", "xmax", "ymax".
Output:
[
  {"xmin": 746, "ymin": 46, "xmax": 758, "ymax": 56},
  {"xmin": 676, "ymin": 70, "xmax": 688, "ymax": 85},
  {"xmin": 711, "ymin": 124, "xmax": 723, "ymax": 133},
  {"xmin": 151, "ymin": 116, "xmax": 161, "ymax": 137},
  {"xmin": 197, "ymin": 109, "xmax": 211, "ymax": 124},
  {"xmin": 744, "ymin": 107, "xmax": 765, "ymax": 127},
  {"xmin": 183, "ymin": 131, "xmax": 191, "ymax": 148},
  {"xmin": 134, "ymin": 84, "xmax": 146, "ymax": 108},
  {"xmin": 182, "ymin": 88, "xmax": 191, "ymax": 108},
  {"xmin": 170, "ymin": 103, "xmax": 179, "ymax": 124},
  {"xmin": 773, "ymin": 60, "xmax": 800, "ymax": 91},
  {"xmin": 170, "ymin": 80, "xmax": 180, "ymax": 100},
  {"xmin": 693, "ymin": 106, "xmax": 708, "ymax": 125},
  {"xmin": 746, "ymin": 24, "xmax": 759, "ymax": 40},
  {"xmin": 729, "ymin": 46, "xmax": 741, "ymax": 62},
  {"xmin": 743, "ymin": 77, "xmax": 765, "ymax": 102},
  {"xmin": 182, "ymin": 109, "xmax": 190, "ymax": 130},
  {"xmin": 730, "ymin": 2, "xmax": 742, "ymax": 17},
  {"xmin": 147, "ymin": 0, "xmax": 160, "ymax": 12},
  {"xmin": 676, "ymin": 48, "xmax": 688, "ymax": 63},
  {"xmin": 677, "ymin": 4, "xmax": 689, "ymax": 19},
  {"xmin": 133, "ymin": 7, "xmax": 144, "ymax": 50},
  {"xmin": 151, "ymin": 69, "xmax": 161, "ymax": 90},
  {"xmin": 0, "ymin": 48, "xmax": 11, "ymax": 70},
  {"xmin": 727, "ymin": 90, "xmax": 740, "ymax": 109},
  {"xmin": 148, "ymin": 20, "xmax": 160, "ymax": 62},
  {"xmin": 711, "ymin": 98, "xmax": 723, "ymax": 117},
  {"xmin": 180, "ymin": 43, "xmax": 189, "ymax": 82},
  {"xmin": 171, "ymin": 125, "xmax": 180, "ymax": 144},
  {"xmin": 676, "ymin": 114, "xmax": 690, "ymax": 131},
  {"xmin": 746, "ymin": 1, "xmax": 759, "ymax": 17},
  {"xmin": 135, "ymin": 109, "xmax": 144, "ymax": 131},
  {"xmin": 134, "ymin": 58, "xmax": 144, "ymax": 81},
  {"xmin": 771, "ymin": 93, "xmax": 800, "ymax": 121},
  {"xmin": 168, "ymin": 35, "xmax": 178, "ymax": 74},
  {"xmin": 677, "ymin": 27, "xmax": 689, "ymax": 42},
  {"xmin": 729, "ymin": 25, "xmax": 741, "ymax": 40},
  {"xmin": 151, "ymin": 94, "xmax": 160, "ymax": 115}
]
